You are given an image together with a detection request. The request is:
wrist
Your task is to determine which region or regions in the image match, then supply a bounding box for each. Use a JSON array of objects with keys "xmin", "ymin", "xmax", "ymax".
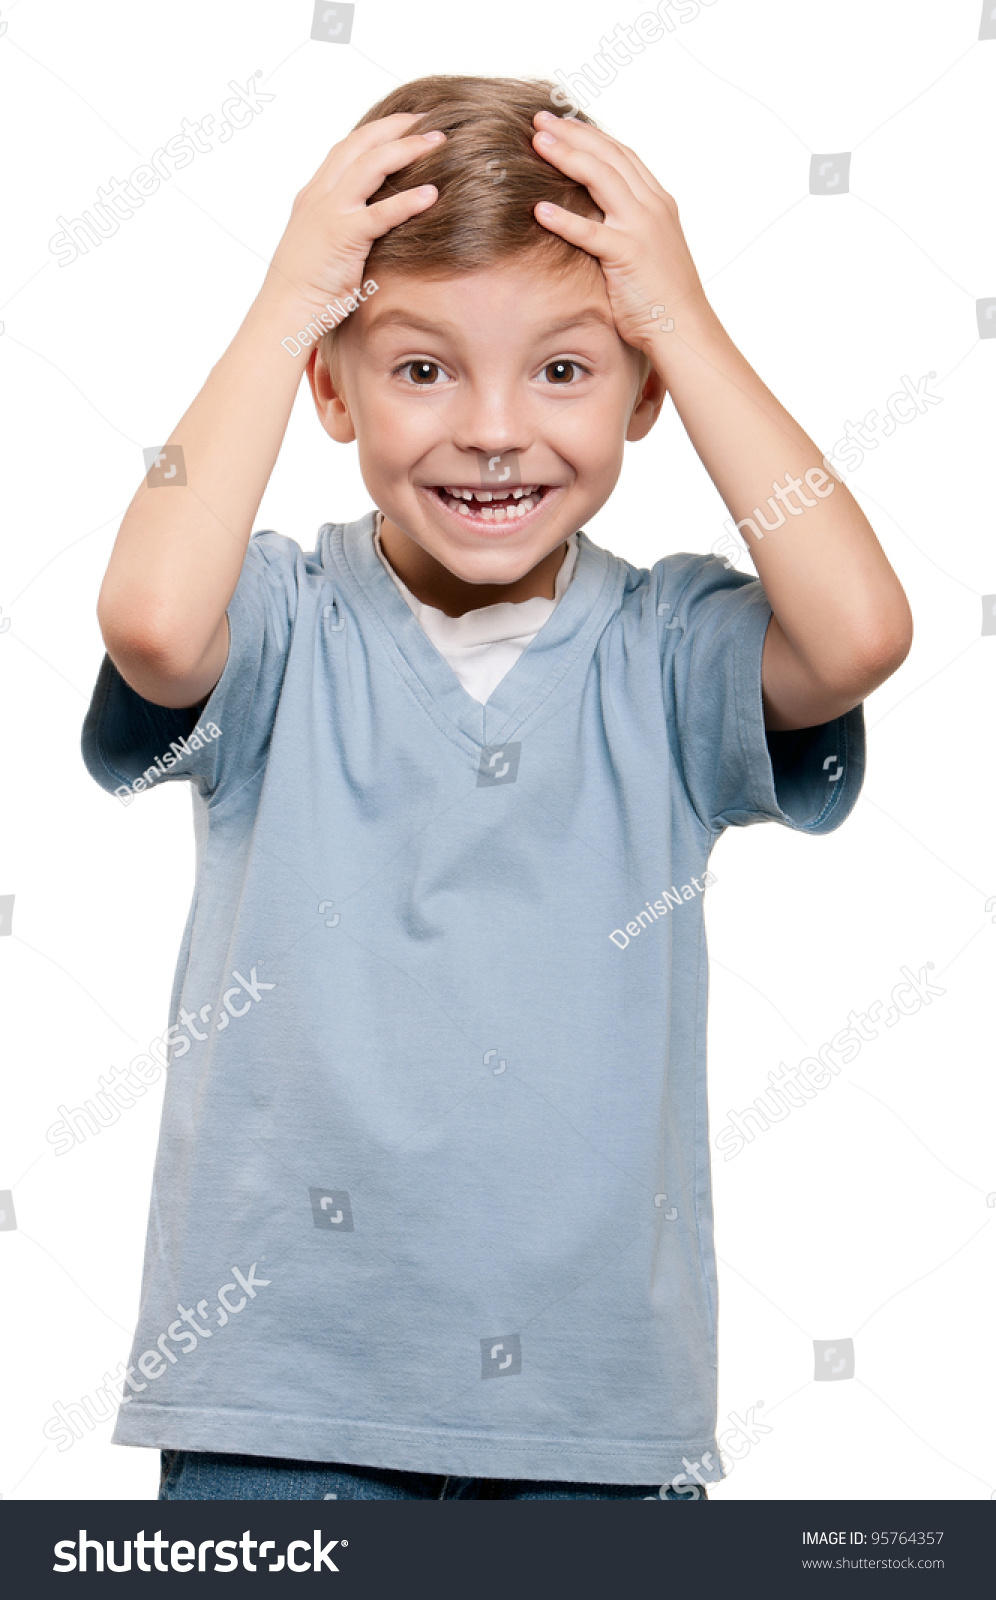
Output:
[
  {"xmin": 242, "ymin": 280, "xmax": 330, "ymax": 363},
  {"xmin": 639, "ymin": 283, "xmax": 714, "ymax": 350},
  {"xmin": 253, "ymin": 271, "xmax": 319, "ymax": 326},
  {"xmin": 640, "ymin": 289, "xmax": 728, "ymax": 380}
]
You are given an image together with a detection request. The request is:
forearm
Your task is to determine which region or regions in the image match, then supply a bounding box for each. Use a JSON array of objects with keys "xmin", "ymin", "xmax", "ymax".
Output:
[
  {"xmin": 97, "ymin": 279, "xmax": 311, "ymax": 694},
  {"xmin": 653, "ymin": 293, "xmax": 913, "ymax": 709}
]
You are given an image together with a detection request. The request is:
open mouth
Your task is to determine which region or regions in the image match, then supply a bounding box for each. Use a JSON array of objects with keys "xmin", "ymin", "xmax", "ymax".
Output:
[{"xmin": 422, "ymin": 483, "xmax": 555, "ymax": 526}]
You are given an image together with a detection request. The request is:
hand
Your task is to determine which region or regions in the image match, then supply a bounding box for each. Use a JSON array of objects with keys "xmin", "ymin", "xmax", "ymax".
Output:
[
  {"xmin": 260, "ymin": 113, "xmax": 446, "ymax": 322},
  {"xmin": 530, "ymin": 111, "xmax": 706, "ymax": 356}
]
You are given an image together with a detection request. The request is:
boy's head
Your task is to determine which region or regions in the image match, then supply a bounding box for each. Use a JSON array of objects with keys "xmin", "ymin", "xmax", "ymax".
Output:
[{"xmin": 309, "ymin": 76, "xmax": 666, "ymax": 600}]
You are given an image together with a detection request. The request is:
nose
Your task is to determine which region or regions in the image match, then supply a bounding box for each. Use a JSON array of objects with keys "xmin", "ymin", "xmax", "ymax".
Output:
[{"xmin": 449, "ymin": 378, "xmax": 529, "ymax": 461}]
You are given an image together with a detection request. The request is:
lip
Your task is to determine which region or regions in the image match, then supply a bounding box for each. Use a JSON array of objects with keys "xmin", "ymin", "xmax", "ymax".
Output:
[{"xmin": 417, "ymin": 483, "xmax": 562, "ymax": 536}]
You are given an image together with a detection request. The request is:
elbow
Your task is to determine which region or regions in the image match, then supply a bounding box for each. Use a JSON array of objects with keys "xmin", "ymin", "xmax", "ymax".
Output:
[
  {"xmin": 96, "ymin": 589, "xmax": 210, "ymax": 704},
  {"xmin": 824, "ymin": 604, "xmax": 914, "ymax": 705},
  {"xmin": 857, "ymin": 602, "xmax": 914, "ymax": 687},
  {"xmin": 97, "ymin": 597, "xmax": 181, "ymax": 676}
]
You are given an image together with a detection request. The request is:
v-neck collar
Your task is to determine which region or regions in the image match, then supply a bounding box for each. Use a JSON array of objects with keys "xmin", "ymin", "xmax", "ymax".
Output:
[{"xmin": 321, "ymin": 509, "xmax": 620, "ymax": 750}]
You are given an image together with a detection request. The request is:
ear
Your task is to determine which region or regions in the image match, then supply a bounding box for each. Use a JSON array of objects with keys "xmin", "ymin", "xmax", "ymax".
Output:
[
  {"xmin": 308, "ymin": 343, "xmax": 356, "ymax": 444},
  {"xmin": 626, "ymin": 355, "xmax": 667, "ymax": 443}
]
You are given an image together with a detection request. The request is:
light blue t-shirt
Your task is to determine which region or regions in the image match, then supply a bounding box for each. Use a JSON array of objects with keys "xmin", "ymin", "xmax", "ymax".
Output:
[{"xmin": 81, "ymin": 510, "xmax": 864, "ymax": 1484}]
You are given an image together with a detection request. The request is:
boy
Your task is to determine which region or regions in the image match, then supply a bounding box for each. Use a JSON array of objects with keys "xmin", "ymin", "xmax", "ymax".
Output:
[{"xmin": 82, "ymin": 75, "xmax": 912, "ymax": 1501}]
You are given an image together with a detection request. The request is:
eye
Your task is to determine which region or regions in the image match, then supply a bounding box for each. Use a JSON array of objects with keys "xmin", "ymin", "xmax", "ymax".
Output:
[
  {"xmin": 538, "ymin": 359, "xmax": 590, "ymax": 385},
  {"xmin": 394, "ymin": 360, "xmax": 450, "ymax": 387}
]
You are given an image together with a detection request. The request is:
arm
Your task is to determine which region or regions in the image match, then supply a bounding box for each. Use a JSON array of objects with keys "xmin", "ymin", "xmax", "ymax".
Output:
[
  {"xmin": 97, "ymin": 292, "xmax": 305, "ymax": 709},
  {"xmin": 97, "ymin": 114, "xmax": 447, "ymax": 708},
  {"xmin": 530, "ymin": 112, "xmax": 913, "ymax": 730},
  {"xmin": 632, "ymin": 298, "xmax": 913, "ymax": 730}
]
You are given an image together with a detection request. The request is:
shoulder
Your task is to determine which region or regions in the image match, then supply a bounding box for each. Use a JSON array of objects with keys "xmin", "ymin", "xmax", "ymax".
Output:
[
  {"xmin": 588, "ymin": 537, "xmax": 763, "ymax": 627},
  {"xmin": 242, "ymin": 528, "xmax": 324, "ymax": 580},
  {"xmin": 656, "ymin": 551, "xmax": 760, "ymax": 612},
  {"xmin": 232, "ymin": 529, "xmax": 331, "ymax": 626}
]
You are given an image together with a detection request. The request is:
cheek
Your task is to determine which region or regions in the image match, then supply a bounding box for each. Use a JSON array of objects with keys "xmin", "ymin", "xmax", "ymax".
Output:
[
  {"xmin": 363, "ymin": 387, "xmax": 452, "ymax": 449},
  {"xmin": 544, "ymin": 406, "xmax": 624, "ymax": 473},
  {"xmin": 543, "ymin": 371, "xmax": 632, "ymax": 429}
]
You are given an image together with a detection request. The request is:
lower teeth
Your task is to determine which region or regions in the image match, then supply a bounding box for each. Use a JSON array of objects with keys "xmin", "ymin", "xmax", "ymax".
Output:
[{"xmin": 438, "ymin": 489, "xmax": 542, "ymax": 520}]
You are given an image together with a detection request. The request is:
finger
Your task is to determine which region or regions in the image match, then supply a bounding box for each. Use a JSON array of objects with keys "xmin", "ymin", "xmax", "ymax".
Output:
[
  {"xmin": 533, "ymin": 201, "xmax": 624, "ymax": 265},
  {"xmin": 533, "ymin": 113, "xmax": 663, "ymax": 204},
  {"xmin": 309, "ymin": 112, "xmax": 432, "ymax": 188},
  {"xmin": 532, "ymin": 130, "xmax": 645, "ymax": 220},
  {"xmin": 538, "ymin": 125, "xmax": 662, "ymax": 212},
  {"xmin": 534, "ymin": 109, "xmax": 641, "ymax": 165},
  {"xmin": 600, "ymin": 136, "xmax": 672, "ymax": 204},
  {"xmin": 321, "ymin": 127, "xmax": 445, "ymax": 197},
  {"xmin": 362, "ymin": 182, "xmax": 439, "ymax": 241},
  {"xmin": 291, "ymin": 131, "xmax": 444, "ymax": 227},
  {"xmin": 330, "ymin": 130, "xmax": 447, "ymax": 208}
]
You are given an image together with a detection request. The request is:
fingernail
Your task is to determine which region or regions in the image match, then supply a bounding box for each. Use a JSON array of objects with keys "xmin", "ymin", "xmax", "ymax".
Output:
[
  {"xmin": 535, "ymin": 131, "xmax": 556, "ymax": 147},
  {"xmin": 422, "ymin": 130, "xmax": 446, "ymax": 141}
]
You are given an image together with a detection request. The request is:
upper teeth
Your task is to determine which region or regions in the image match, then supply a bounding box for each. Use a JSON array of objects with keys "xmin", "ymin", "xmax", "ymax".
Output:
[{"xmin": 442, "ymin": 485, "xmax": 542, "ymax": 501}]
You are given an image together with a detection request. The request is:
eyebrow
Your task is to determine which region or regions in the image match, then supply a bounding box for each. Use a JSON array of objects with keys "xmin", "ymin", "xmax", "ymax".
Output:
[{"xmin": 363, "ymin": 307, "xmax": 617, "ymax": 340}]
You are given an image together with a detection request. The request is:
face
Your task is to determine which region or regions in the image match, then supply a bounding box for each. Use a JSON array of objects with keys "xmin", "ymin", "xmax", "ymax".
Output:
[{"xmin": 309, "ymin": 256, "xmax": 666, "ymax": 609}]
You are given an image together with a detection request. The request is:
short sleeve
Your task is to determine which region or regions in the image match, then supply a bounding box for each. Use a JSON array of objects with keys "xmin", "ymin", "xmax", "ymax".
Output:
[
  {"xmin": 661, "ymin": 552, "xmax": 865, "ymax": 837},
  {"xmin": 81, "ymin": 531, "xmax": 304, "ymax": 805}
]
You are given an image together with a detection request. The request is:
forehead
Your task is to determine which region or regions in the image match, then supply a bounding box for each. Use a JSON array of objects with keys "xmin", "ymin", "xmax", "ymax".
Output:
[{"xmin": 352, "ymin": 256, "xmax": 618, "ymax": 348}]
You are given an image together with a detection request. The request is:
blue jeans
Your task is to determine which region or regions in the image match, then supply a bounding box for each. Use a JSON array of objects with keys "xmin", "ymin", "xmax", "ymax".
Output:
[{"xmin": 158, "ymin": 1450, "xmax": 708, "ymax": 1501}]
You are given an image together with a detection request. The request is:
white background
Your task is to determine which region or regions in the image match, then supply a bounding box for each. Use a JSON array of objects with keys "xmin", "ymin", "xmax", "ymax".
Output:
[{"xmin": 0, "ymin": 0, "xmax": 993, "ymax": 1501}]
